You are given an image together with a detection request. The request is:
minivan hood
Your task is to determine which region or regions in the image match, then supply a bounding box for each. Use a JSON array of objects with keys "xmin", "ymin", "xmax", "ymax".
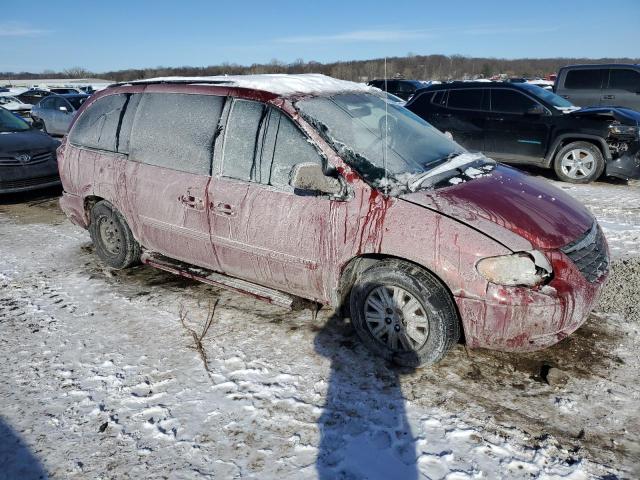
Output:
[{"xmin": 400, "ymin": 165, "xmax": 594, "ymax": 250}]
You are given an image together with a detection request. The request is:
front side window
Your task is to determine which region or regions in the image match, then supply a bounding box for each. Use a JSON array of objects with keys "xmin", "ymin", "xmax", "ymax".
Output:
[
  {"xmin": 490, "ymin": 89, "xmax": 538, "ymax": 114},
  {"xmin": 608, "ymin": 69, "xmax": 640, "ymax": 92},
  {"xmin": 130, "ymin": 93, "xmax": 224, "ymax": 175},
  {"xmin": 518, "ymin": 83, "xmax": 574, "ymax": 109},
  {"xmin": 565, "ymin": 69, "xmax": 604, "ymax": 89},
  {"xmin": 296, "ymin": 93, "xmax": 472, "ymax": 194}
]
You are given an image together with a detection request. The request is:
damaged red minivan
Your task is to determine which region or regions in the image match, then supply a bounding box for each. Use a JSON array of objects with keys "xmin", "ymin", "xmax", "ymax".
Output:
[{"xmin": 57, "ymin": 74, "xmax": 609, "ymax": 366}]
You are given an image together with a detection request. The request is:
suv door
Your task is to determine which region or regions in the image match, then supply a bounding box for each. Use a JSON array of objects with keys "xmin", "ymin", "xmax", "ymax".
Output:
[
  {"xmin": 440, "ymin": 88, "xmax": 487, "ymax": 152},
  {"xmin": 484, "ymin": 88, "xmax": 550, "ymax": 162},
  {"xmin": 208, "ymin": 99, "xmax": 333, "ymax": 300},
  {"xmin": 123, "ymin": 92, "xmax": 224, "ymax": 270},
  {"xmin": 604, "ymin": 67, "xmax": 640, "ymax": 110},
  {"xmin": 558, "ymin": 68, "xmax": 605, "ymax": 107}
]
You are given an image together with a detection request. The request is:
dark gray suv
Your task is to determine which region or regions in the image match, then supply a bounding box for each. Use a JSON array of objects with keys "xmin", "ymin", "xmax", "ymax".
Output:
[{"xmin": 555, "ymin": 64, "xmax": 640, "ymax": 111}]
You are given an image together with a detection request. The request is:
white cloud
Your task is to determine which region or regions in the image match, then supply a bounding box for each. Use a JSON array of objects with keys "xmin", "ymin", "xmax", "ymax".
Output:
[{"xmin": 0, "ymin": 22, "xmax": 50, "ymax": 37}]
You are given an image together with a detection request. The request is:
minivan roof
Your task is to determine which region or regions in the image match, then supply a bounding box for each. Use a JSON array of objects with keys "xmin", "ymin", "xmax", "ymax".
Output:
[{"xmin": 110, "ymin": 74, "xmax": 374, "ymax": 98}]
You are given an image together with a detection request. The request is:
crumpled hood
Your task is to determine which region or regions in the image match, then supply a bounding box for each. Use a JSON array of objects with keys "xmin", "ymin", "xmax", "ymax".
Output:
[
  {"xmin": 569, "ymin": 106, "xmax": 640, "ymax": 125},
  {"xmin": 0, "ymin": 129, "xmax": 59, "ymax": 154},
  {"xmin": 400, "ymin": 165, "xmax": 594, "ymax": 250}
]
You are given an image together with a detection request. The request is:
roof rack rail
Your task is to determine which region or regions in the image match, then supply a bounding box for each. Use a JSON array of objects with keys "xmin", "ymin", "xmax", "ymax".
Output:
[{"xmin": 107, "ymin": 79, "xmax": 235, "ymax": 88}]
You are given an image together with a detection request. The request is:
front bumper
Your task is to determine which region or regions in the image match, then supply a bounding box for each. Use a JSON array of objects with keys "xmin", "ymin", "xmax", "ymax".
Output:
[
  {"xmin": 0, "ymin": 160, "xmax": 61, "ymax": 194},
  {"xmin": 455, "ymin": 249, "xmax": 608, "ymax": 352},
  {"xmin": 606, "ymin": 142, "xmax": 640, "ymax": 180}
]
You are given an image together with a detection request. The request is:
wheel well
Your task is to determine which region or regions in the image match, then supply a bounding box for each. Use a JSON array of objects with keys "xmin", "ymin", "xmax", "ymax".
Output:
[
  {"xmin": 548, "ymin": 137, "xmax": 606, "ymax": 166},
  {"xmin": 83, "ymin": 195, "xmax": 104, "ymax": 223}
]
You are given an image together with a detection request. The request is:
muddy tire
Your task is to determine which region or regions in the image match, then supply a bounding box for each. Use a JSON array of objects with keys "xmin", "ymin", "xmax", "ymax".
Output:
[
  {"xmin": 349, "ymin": 260, "xmax": 460, "ymax": 367},
  {"xmin": 553, "ymin": 141, "xmax": 604, "ymax": 184},
  {"xmin": 89, "ymin": 201, "xmax": 140, "ymax": 269}
]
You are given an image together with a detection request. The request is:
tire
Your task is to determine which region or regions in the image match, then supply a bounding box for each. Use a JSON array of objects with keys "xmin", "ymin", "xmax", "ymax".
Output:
[
  {"xmin": 349, "ymin": 260, "xmax": 460, "ymax": 367},
  {"xmin": 89, "ymin": 201, "xmax": 141, "ymax": 269},
  {"xmin": 553, "ymin": 141, "xmax": 604, "ymax": 184}
]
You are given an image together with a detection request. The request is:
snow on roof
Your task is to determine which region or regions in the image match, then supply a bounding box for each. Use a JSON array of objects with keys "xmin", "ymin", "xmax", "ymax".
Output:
[{"xmin": 131, "ymin": 74, "xmax": 374, "ymax": 96}]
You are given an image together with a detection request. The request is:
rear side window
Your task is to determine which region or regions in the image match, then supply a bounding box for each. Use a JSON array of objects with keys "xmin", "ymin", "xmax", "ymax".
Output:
[
  {"xmin": 447, "ymin": 89, "xmax": 485, "ymax": 110},
  {"xmin": 221, "ymin": 99, "xmax": 266, "ymax": 181},
  {"xmin": 432, "ymin": 90, "xmax": 447, "ymax": 105},
  {"xmin": 608, "ymin": 69, "xmax": 640, "ymax": 92},
  {"xmin": 130, "ymin": 93, "xmax": 224, "ymax": 175},
  {"xmin": 116, "ymin": 93, "xmax": 141, "ymax": 154},
  {"xmin": 491, "ymin": 89, "xmax": 537, "ymax": 114},
  {"xmin": 69, "ymin": 94, "xmax": 127, "ymax": 152},
  {"xmin": 564, "ymin": 69, "xmax": 604, "ymax": 89}
]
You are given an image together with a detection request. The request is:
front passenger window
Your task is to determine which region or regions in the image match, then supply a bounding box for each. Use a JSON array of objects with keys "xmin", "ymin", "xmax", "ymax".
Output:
[{"xmin": 491, "ymin": 90, "xmax": 538, "ymax": 114}]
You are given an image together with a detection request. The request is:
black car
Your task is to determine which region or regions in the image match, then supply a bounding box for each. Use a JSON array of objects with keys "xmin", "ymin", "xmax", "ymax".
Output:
[
  {"xmin": 16, "ymin": 89, "xmax": 53, "ymax": 105},
  {"xmin": 367, "ymin": 79, "xmax": 425, "ymax": 101},
  {"xmin": 406, "ymin": 82, "xmax": 640, "ymax": 183},
  {"xmin": 0, "ymin": 107, "xmax": 61, "ymax": 194}
]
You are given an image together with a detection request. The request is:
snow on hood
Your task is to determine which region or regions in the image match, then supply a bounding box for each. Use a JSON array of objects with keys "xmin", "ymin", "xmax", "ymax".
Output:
[
  {"xmin": 400, "ymin": 164, "xmax": 595, "ymax": 250},
  {"xmin": 129, "ymin": 74, "xmax": 375, "ymax": 97}
]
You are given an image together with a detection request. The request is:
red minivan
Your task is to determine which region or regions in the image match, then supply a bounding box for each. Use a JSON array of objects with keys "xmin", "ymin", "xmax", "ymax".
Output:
[{"xmin": 57, "ymin": 74, "xmax": 609, "ymax": 366}]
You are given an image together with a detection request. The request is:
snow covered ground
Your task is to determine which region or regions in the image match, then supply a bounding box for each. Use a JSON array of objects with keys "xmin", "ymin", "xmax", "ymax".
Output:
[{"xmin": 0, "ymin": 175, "xmax": 639, "ymax": 479}]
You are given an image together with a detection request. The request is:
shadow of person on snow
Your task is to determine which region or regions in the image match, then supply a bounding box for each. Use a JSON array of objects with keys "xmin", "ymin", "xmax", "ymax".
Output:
[
  {"xmin": 314, "ymin": 313, "xmax": 419, "ymax": 480},
  {"xmin": 0, "ymin": 416, "xmax": 48, "ymax": 479}
]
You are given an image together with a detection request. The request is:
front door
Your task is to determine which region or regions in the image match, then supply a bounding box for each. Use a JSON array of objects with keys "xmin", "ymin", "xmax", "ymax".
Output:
[
  {"xmin": 208, "ymin": 99, "xmax": 334, "ymax": 301},
  {"xmin": 484, "ymin": 89, "xmax": 550, "ymax": 162}
]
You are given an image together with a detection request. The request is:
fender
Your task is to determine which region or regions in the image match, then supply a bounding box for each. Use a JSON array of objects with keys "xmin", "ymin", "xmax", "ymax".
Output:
[{"xmin": 544, "ymin": 133, "xmax": 612, "ymax": 167}]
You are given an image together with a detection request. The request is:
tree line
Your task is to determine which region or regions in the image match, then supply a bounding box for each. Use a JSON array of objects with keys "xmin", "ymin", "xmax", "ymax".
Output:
[{"xmin": 2, "ymin": 54, "xmax": 638, "ymax": 83}]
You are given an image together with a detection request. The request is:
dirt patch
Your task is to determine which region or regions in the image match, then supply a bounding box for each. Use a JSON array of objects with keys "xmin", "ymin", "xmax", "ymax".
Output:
[{"xmin": 596, "ymin": 258, "xmax": 640, "ymax": 322}]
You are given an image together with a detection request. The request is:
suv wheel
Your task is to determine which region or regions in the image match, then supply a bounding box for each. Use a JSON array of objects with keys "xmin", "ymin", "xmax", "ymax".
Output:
[
  {"xmin": 554, "ymin": 141, "xmax": 604, "ymax": 183},
  {"xmin": 349, "ymin": 260, "xmax": 460, "ymax": 367},
  {"xmin": 89, "ymin": 200, "xmax": 141, "ymax": 269}
]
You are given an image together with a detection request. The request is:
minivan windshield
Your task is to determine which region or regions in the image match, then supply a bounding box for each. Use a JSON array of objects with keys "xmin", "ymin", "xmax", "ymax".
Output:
[
  {"xmin": 296, "ymin": 93, "xmax": 490, "ymax": 194},
  {"xmin": 0, "ymin": 108, "xmax": 30, "ymax": 132},
  {"xmin": 519, "ymin": 83, "xmax": 575, "ymax": 109}
]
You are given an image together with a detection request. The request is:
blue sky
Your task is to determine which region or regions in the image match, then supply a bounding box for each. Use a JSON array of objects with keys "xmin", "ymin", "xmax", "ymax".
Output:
[{"xmin": 1, "ymin": 0, "xmax": 639, "ymax": 72}]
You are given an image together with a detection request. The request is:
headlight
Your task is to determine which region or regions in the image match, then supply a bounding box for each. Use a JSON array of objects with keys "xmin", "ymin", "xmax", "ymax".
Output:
[
  {"xmin": 608, "ymin": 123, "xmax": 638, "ymax": 137},
  {"xmin": 476, "ymin": 251, "xmax": 552, "ymax": 287}
]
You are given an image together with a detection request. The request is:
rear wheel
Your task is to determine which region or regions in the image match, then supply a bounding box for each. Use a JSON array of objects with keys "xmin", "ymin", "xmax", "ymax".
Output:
[
  {"xmin": 89, "ymin": 201, "xmax": 140, "ymax": 269},
  {"xmin": 349, "ymin": 260, "xmax": 460, "ymax": 367},
  {"xmin": 553, "ymin": 141, "xmax": 604, "ymax": 183}
]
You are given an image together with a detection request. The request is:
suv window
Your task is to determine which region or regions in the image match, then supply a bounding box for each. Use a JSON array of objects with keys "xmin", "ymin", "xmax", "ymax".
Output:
[
  {"xmin": 130, "ymin": 93, "xmax": 224, "ymax": 175},
  {"xmin": 447, "ymin": 89, "xmax": 484, "ymax": 110},
  {"xmin": 431, "ymin": 90, "xmax": 447, "ymax": 106},
  {"xmin": 565, "ymin": 69, "xmax": 604, "ymax": 89},
  {"xmin": 69, "ymin": 94, "xmax": 128, "ymax": 152},
  {"xmin": 608, "ymin": 68, "xmax": 640, "ymax": 92},
  {"xmin": 221, "ymin": 99, "xmax": 265, "ymax": 181},
  {"xmin": 265, "ymin": 109, "xmax": 323, "ymax": 189},
  {"xmin": 491, "ymin": 89, "xmax": 538, "ymax": 114}
]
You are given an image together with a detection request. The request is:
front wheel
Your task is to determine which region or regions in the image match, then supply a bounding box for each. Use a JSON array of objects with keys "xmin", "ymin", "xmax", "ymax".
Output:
[
  {"xmin": 553, "ymin": 141, "xmax": 604, "ymax": 183},
  {"xmin": 89, "ymin": 200, "xmax": 141, "ymax": 269},
  {"xmin": 349, "ymin": 260, "xmax": 460, "ymax": 367}
]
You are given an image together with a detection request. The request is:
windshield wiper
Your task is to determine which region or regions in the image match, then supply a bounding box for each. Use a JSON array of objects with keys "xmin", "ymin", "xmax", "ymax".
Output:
[{"xmin": 407, "ymin": 152, "xmax": 466, "ymax": 191}]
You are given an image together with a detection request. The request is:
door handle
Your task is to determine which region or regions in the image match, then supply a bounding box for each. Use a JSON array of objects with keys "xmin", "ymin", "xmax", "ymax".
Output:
[
  {"xmin": 213, "ymin": 202, "xmax": 236, "ymax": 216},
  {"xmin": 602, "ymin": 95, "xmax": 615, "ymax": 100},
  {"xmin": 178, "ymin": 194, "xmax": 204, "ymax": 211}
]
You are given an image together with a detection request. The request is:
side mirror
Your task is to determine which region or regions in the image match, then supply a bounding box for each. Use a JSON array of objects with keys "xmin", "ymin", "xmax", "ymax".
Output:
[
  {"xmin": 525, "ymin": 104, "xmax": 546, "ymax": 116},
  {"xmin": 59, "ymin": 106, "xmax": 68, "ymax": 112},
  {"xmin": 289, "ymin": 163, "xmax": 343, "ymax": 196}
]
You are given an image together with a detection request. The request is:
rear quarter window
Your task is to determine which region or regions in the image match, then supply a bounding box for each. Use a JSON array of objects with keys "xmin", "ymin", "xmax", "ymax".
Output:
[
  {"xmin": 69, "ymin": 94, "xmax": 128, "ymax": 152},
  {"xmin": 130, "ymin": 93, "xmax": 224, "ymax": 175}
]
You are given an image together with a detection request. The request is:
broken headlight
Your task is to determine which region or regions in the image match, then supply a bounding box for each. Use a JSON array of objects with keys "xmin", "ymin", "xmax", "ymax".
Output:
[
  {"xmin": 608, "ymin": 123, "xmax": 639, "ymax": 138},
  {"xmin": 476, "ymin": 251, "xmax": 552, "ymax": 287}
]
